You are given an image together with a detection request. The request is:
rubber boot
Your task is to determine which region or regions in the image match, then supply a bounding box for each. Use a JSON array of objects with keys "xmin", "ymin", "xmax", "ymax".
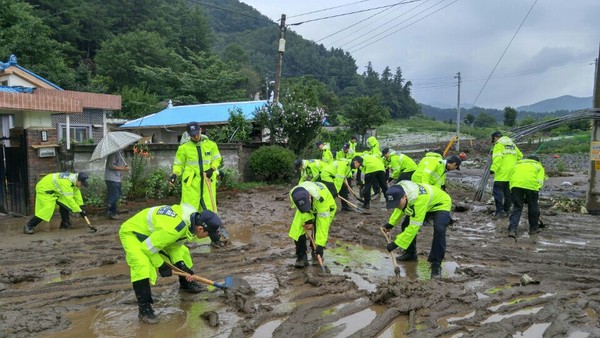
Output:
[
  {"xmin": 23, "ymin": 216, "xmax": 42, "ymax": 234},
  {"xmin": 174, "ymin": 261, "xmax": 205, "ymax": 293},
  {"xmin": 294, "ymin": 235, "xmax": 308, "ymax": 268},
  {"xmin": 59, "ymin": 205, "xmax": 74, "ymax": 229},
  {"xmin": 430, "ymin": 261, "xmax": 442, "ymax": 279},
  {"xmin": 132, "ymin": 279, "xmax": 158, "ymax": 324},
  {"xmin": 396, "ymin": 251, "xmax": 418, "ymax": 262}
]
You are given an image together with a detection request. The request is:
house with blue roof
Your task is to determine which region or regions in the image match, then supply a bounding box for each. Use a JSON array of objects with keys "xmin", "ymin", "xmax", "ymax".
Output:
[
  {"xmin": 119, "ymin": 99, "xmax": 270, "ymax": 143},
  {"xmin": 0, "ymin": 54, "xmax": 121, "ymax": 215}
]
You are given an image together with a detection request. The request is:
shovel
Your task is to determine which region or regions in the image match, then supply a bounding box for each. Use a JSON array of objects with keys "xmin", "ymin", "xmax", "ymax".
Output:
[
  {"xmin": 305, "ymin": 231, "xmax": 327, "ymax": 273},
  {"xmin": 380, "ymin": 227, "xmax": 401, "ymax": 276},
  {"xmin": 338, "ymin": 195, "xmax": 370, "ymax": 214},
  {"xmin": 203, "ymin": 172, "xmax": 217, "ymax": 212},
  {"xmin": 163, "ymin": 261, "xmax": 240, "ymax": 290},
  {"xmin": 83, "ymin": 216, "xmax": 97, "ymax": 232},
  {"xmin": 344, "ymin": 179, "xmax": 364, "ymax": 203}
]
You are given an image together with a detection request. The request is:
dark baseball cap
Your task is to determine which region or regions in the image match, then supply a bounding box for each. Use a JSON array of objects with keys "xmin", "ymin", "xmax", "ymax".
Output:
[
  {"xmin": 382, "ymin": 147, "xmax": 390, "ymax": 155},
  {"xmin": 291, "ymin": 187, "xmax": 311, "ymax": 212},
  {"xmin": 343, "ymin": 143, "xmax": 349, "ymax": 149},
  {"xmin": 385, "ymin": 185, "xmax": 406, "ymax": 209},
  {"xmin": 491, "ymin": 131, "xmax": 502, "ymax": 141},
  {"xmin": 193, "ymin": 210, "xmax": 222, "ymax": 230},
  {"xmin": 77, "ymin": 172, "xmax": 89, "ymax": 187},
  {"xmin": 187, "ymin": 122, "xmax": 201, "ymax": 136},
  {"xmin": 315, "ymin": 141, "xmax": 324, "ymax": 147},
  {"xmin": 446, "ymin": 155, "xmax": 462, "ymax": 170}
]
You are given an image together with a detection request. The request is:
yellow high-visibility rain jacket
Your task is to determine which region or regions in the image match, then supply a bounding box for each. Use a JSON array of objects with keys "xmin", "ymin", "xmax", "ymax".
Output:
[
  {"xmin": 387, "ymin": 181, "xmax": 452, "ymax": 249},
  {"xmin": 411, "ymin": 152, "xmax": 446, "ymax": 188},
  {"xmin": 319, "ymin": 159, "xmax": 353, "ymax": 192},
  {"xmin": 366, "ymin": 136, "xmax": 381, "ymax": 157},
  {"xmin": 119, "ymin": 204, "xmax": 196, "ymax": 284},
  {"xmin": 491, "ymin": 136, "xmax": 522, "ymax": 182},
  {"xmin": 288, "ymin": 182, "xmax": 337, "ymax": 247},
  {"xmin": 384, "ymin": 151, "xmax": 418, "ymax": 180},
  {"xmin": 509, "ymin": 158, "xmax": 545, "ymax": 191},
  {"xmin": 172, "ymin": 135, "xmax": 222, "ymax": 213},
  {"xmin": 320, "ymin": 143, "xmax": 333, "ymax": 164},
  {"xmin": 299, "ymin": 159, "xmax": 323, "ymax": 183},
  {"xmin": 34, "ymin": 172, "xmax": 83, "ymax": 222},
  {"xmin": 358, "ymin": 154, "xmax": 385, "ymax": 174}
]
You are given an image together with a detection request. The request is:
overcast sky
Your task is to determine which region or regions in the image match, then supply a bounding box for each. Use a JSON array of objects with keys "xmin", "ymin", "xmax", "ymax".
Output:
[{"xmin": 241, "ymin": 0, "xmax": 598, "ymax": 109}]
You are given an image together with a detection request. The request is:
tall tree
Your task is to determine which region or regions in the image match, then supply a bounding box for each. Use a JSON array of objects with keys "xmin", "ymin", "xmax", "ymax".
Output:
[
  {"xmin": 343, "ymin": 96, "xmax": 390, "ymax": 138},
  {"xmin": 503, "ymin": 106, "xmax": 517, "ymax": 127}
]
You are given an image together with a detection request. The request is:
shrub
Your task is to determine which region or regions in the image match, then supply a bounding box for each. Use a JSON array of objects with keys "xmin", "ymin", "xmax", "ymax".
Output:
[
  {"xmin": 126, "ymin": 144, "xmax": 151, "ymax": 200},
  {"xmin": 217, "ymin": 167, "xmax": 241, "ymax": 189},
  {"xmin": 81, "ymin": 174, "xmax": 106, "ymax": 207},
  {"xmin": 248, "ymin": 145, "xmax": 296, "ymax": 183},
  {"xmin": 143, "ymin": 168, "xmax": 177, "ymax": 199}
]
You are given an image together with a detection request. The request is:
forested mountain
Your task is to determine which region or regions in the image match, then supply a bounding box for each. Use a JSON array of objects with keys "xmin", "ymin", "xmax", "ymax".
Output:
[
  {"xmin": 517, "ymin": 95, "xmax": 593, "ymax": 113},
  {"xmin": 1, "ymin": 0, "xmax": 420, "ymax": 121}
]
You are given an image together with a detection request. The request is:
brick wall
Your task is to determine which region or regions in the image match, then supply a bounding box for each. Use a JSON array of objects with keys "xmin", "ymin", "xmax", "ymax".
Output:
[{"xmin": 23, "ymin": 127, "xmax": 60, "ymax": 213}]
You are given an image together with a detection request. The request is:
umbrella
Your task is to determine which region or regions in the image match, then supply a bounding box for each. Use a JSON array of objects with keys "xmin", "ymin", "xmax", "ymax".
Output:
[{"xmin": 89, "ymin": 131, "xmax": 142, "ymax": 162}]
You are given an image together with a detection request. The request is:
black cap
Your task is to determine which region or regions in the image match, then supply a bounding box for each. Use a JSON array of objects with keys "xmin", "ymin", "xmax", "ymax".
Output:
[
  {"xmin": 385, "ymin": 185, "xmax": 406, "ymax": 209},
  {"xmin": 315, "ymin": 141, "xmax": 324, "ymax": 147},
  {"xmin": 382, "ymin": 147, "xmax": 390, "ymax": 155},
  {"xmin": 291, "ymin": 187, "xmax": 311, "ymax": 212},
  {"xmin": 192, "ymin": 210, "xmax": 222, "ymax": 231},
  {"xmin": 77, "ymin": 172, "xmax": 89, "ymax": 187},
  {"xmin": 351, "ymin": 135, "xmax": 358, "ymax": 140},
  {"xmin": 294, "ymin": 159, "xmax": 303, "ymax": 170},
  {"xmin": 187, "ymin": 122, "xmax": 200, "ymax": 136},
  {"xmin": 446, "ymin": 155, "xmax": 462, "ymax": 170},
  {"xmin": 343, "ymin": 143, "xmax": 349, "ymax": 150},
  {"xmin": 491, "ymin": 131, "xmax": 502, "ymax": 141},
  {"xmin": 352, "ymin": 155, "xmax": 363, "ymax": 164}
]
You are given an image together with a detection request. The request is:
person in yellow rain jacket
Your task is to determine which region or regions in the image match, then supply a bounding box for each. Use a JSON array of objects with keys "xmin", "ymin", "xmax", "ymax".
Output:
[
  {"xmin": 119, "ymin": 204, "xmax": 222, "ymax": 324},
  {"xmin": 169, "ymin": 122, "xmax": 221, "ymax": 214},
  {"xmin": 316, "ymin": 141, "xmax": 333, "ymax": 164},
  {"xmin": 318, "ymin": 159, "xmax": 354, "ymax": 212},
  {"xmin": 490, "ymin": 131, "xmax": 523, "ymax": 219},
  {"xmin": 335, "ymin": 143, "xmax": 354, "ymax": 161},
  {"xmin": 289, "ymin": 181, "xmax": 337, "ymax": 268},
  {"xmin": 366, "ymin": 135, "xmax": 382, "ymax": 157},
  {"xmin": 383, "ymin": 181, "xmax": 452, "ymax": 279},
  {"xmin": 411, "ymin": 152, "xmax": 461, "ymax": 191},
  {"xmin": 351, "ymin": 154, "xmax": 388, "ymax": 209},
  {"xmin": 23, "ymin": 172, "xmax": 89, "ymax": 234},
  {"xmin": 507, "ymin": 156, "xmax": 546, "ymax": 238},
  {"xmin": 382, "ymin": 148, "xmax": 417, "ymax": 183},
  {"xmin": 294, "ymin": 159, "xmax": 323, "ymax": 184}
]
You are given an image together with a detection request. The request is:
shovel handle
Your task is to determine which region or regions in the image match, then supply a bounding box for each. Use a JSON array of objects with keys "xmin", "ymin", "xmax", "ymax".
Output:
[
  {"xmin": 84, "ymin": 216, "xmax": 97, "ymax": 232},
  {"xmin": 203, "ymin": 173, "xmax": 217, "ymax": 211},
  {"xmin": 305, "ymin": 231, "xmax": 326, "ymax": 273},
  {"xmin": 163, "ymin": 260, "xmax": 228, "ymax": 289},
  {"xmin": 380, "ymin": 227, "xmax": 400, "ymax": 276}
]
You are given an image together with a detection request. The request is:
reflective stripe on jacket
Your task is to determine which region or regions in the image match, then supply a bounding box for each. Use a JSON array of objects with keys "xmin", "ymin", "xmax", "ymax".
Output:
[
  {"xmin": 509, "ymin": 159, "xmax": 545, "ymax": 191},
  {"xmin": 34, "ymin": 172, "xmax": 83, "ymax": 221},
  {"xmin": 491, "ymin": 136, "xmax": 522, "ymax": 182},
  {"xmin": 288, "ymin": 181, "xmax": 337, "ymax": 247},
  {"xmin": 411, "ymin": 152, "xmax": 446, "ymax": 188}
]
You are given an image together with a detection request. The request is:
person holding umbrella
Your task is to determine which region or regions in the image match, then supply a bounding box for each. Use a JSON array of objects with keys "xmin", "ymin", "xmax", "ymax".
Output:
[{"xmin": 105, "ymin": 150, "xmax": 130, "ymax": 220}]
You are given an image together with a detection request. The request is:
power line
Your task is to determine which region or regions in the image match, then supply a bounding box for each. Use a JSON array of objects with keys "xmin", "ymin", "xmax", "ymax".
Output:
[
  {"xmin": 470, "ymin": 0, "xmax": 539, "ymax": 107},
  {"xmin": 348, "ymin": 0, "xmax": 458, "ymax": 53},
  {"xmin": 187, "ymin": 0, "xmax": 276, "ymax": 26},
  {"xmin": 287, "ymin": 0, "xmax": 373, "ymax": 19},
  {"xmin": 287, "ymin": 1, "xmax": 414, "ymax": 27}
]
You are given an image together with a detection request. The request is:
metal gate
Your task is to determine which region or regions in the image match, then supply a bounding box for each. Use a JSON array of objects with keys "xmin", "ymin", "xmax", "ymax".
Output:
[{"xmin": 0, "ymin": 136, "xmax": 29, "ymax": 215}]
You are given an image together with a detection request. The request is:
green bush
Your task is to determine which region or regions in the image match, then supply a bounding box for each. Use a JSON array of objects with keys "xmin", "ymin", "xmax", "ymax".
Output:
[
  {"xmin": 81, "ymin": 174, "xmax": 106, "ymax": 207},
  {"xmin": 143, "ymin": 168, "xmax": 178, "ymax": 199},
  {"xmin": 248, "ymin": 145, "xmax": 296, "ymax": 183},
  {"xmin": 218, "ymin": 167, "xmax": 241, "ymax": 189}
]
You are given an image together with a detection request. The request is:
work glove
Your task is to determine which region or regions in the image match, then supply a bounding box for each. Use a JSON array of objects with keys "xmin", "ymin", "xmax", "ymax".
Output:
[
  {"xmin": 386, "ymin": 242, "xmax": 399, "ymax": 252},
  {"xmin": 205, "ymin": 168, "xmax": 214, "ymax": 178},
  {"xmin": 79, "ymin": 210, "xmax": 87, "ymax": 218},
  {"xmin": 441, "ymin": 184, "xmax": 446, "ymax": 191},
  {"xmin": 158, "ymin": 262, "xmax": 172, "ymax": 277},
  {"xmin": 383, "ymin": 223, "xmax": 394, "ymax": 231},
  {"xmin": 168, "ymin": 174, "xmax": 177, "ymax": 184},
  {"xmin": 174, "ymin": 261, "xmax": 194, "ymax": 275},
  {"xmin": 490, "ymin": 170, "xmax": 494, "ymax": 175},
  {"xmin": 315, "ymin": 245, "xmax": 324, "ymax": 258}
]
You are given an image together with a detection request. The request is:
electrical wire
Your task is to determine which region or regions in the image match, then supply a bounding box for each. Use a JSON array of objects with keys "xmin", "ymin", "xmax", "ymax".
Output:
[
  {"xmin": 470, "ymin": 0, "xmax": 539, "ymax": 107},
  {"xmin": 287, "ymin": 1, "xmax": 414, "ymax": 26},
  {"xmin": 287, "ymin": 0, "xmax": 373, "ymax": 19},
  {"xmin": 188, "ymin": 0, "xmax": 276, "ymax": 25}
]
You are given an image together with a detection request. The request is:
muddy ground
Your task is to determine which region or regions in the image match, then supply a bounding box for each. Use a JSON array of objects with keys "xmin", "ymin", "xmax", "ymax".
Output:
[{"xmin": 1, "ymin": 161, "xmax": 600, "ymax": 337}]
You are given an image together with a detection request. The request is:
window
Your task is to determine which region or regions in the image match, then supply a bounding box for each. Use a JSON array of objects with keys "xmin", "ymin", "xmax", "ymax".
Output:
[{"xmin": 58, "ymin": 124, "xmax": 92, "ymax": 143}]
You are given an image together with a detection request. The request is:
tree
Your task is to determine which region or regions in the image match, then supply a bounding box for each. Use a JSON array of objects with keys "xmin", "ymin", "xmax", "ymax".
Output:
[
  {"xmin": 474, "ymin": 112, "xmax": 497, "ymax": 128},
  {"xmin": 503, "ymin": 106, "xmax": 517, "ymax": 127},
  {"xmin": 343, "ymin": 96, "xmax": 390, "ymax": 138},
  {"xmin": 464, "ymin": 113, "xmax": 476, "ymax": 127}
]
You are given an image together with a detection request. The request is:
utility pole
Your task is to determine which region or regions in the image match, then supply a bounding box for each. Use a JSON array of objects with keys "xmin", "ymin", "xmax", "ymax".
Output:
[
  {"xmin": 273, "ymin": 14, "xmax": 286, "ymax": 105},
  {"xmin": 585, "ymin": 43, "xmax": 600, "ymax": 215},
  {"xmin": 454, "ymin": 72, "xmax": 461, "ymax": 151}
]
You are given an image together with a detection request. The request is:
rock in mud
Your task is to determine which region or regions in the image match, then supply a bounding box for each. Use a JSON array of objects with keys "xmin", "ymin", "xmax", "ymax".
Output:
[{"xmin": 200, "ymin": 311, "xmax": 219, "ymax": 327}]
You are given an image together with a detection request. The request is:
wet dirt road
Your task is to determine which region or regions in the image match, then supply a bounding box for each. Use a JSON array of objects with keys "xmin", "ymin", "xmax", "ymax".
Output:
[{"xmin": 1, "ymin": 168, "xmax": 600, "ymax": 337}]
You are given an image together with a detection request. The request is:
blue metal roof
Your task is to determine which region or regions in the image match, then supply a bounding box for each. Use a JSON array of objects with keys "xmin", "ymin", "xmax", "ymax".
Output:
[
  {"xmin": 0, "ymin": 55, "xmax": 62, "ymax": 90},
  {"xmin": 0, "ymin": 86, "xmax": 34, "ymax": 93},
  {"xmin": 120, "ymin": 100, "xmax": 270, "ymax": 128}
]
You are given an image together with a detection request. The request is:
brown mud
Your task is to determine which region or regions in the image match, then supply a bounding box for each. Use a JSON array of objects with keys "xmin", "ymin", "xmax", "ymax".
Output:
[{"xmin": 1, "ymin": 166, "xmax": 600, "ymax": 337}]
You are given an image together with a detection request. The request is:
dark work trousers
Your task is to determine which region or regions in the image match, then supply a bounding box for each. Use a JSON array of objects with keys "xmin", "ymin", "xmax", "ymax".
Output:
[
  {"xmin": 319, "ymin": 179, "xmax": 349, "ymax": 208},
  {"xmin": 398, "ymin": 210, "xmax": 450, "ymax": 263},
  {"xmin": 295, "ymin": 234, "xmax": 307, "ymax": 260},
  {"xmin": 363, "ymin": 170, "xmax": 388, "ymax": 205},
  {"xmin": 105, "ymin": 180, "xmax": 122, "ymax": 216},
  {"xmin": 397, "ymin": 171, "xmax": 415, "ymax": 182},
  {"xmin": 493, "ymin": 181, "xmax": 512, "ymax": 214},
  {"xmin": 509, "ymin": 187, "xmax": 540, "ymax": 232},
  {"xmin": 57, "ymin": 203, "xmax": 72, "ymax": 224}
]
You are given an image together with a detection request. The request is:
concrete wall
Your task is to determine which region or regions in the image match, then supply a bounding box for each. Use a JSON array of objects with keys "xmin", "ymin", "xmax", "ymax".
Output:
[{"xmin": 71, "ymin": 142, "xmax": 260, "ymax": 181}]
